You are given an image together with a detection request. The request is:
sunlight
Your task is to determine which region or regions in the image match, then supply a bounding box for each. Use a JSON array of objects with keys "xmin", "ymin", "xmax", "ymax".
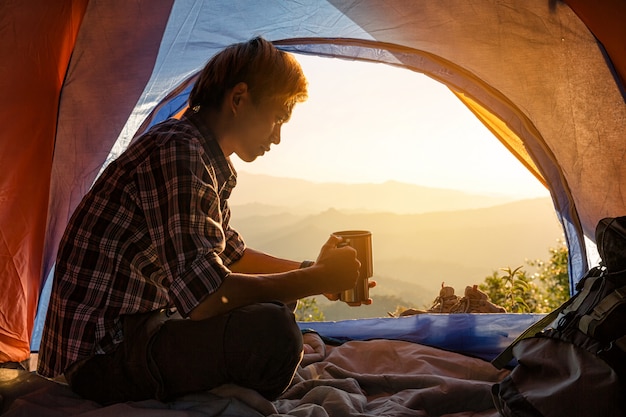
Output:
[{"xmin": 231, "ymin": 54, "xmax": 549, "ymax": 200}]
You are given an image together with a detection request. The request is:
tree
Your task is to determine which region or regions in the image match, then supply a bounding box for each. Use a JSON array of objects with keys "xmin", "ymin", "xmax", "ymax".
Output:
[
  {"xmin": 527, "ymin": 240, "xmax": 570, "ymax": 311},
  {"xmin": 479, "ymin": 240, "xmax": 570, "ymax": 313},
  {"xmin": 480, "ymin": 266, "xmax": 540, "ymax": 313},
  {"xmin": 295, "ymin": 297, "xmax": 325, "ymax": 322}
]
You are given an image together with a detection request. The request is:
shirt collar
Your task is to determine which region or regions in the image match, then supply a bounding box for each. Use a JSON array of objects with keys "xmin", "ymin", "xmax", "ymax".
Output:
[{"xmin": 184, "ymin": 109, "xmax": 237, "ymax": 195}]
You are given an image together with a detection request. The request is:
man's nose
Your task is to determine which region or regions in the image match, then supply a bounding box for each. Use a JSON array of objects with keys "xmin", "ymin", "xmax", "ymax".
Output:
[{"xmin": 271, "ymin": 125, "xmax": 282, "ymax": 145}]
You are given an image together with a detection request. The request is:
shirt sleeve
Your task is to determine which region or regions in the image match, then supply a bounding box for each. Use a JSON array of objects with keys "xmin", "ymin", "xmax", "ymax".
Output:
[
  {"xmin": 135, "ymin": 135, "xmax": 233, "ymax": 316},
  {"xmin": 219, "ymin": 200, "xmax": 246, "ymax": 266}
]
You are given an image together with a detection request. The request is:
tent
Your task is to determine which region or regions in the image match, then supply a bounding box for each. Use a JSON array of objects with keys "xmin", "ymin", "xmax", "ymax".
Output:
[{"xmin": 1, "ymin": 0, "xmax": 625, "ymax": 373}]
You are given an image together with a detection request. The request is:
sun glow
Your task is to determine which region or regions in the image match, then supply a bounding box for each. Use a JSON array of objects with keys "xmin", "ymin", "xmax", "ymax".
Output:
[{"xmin": 231, "ymin": 54, "xmax": 549, "ymax": 200}]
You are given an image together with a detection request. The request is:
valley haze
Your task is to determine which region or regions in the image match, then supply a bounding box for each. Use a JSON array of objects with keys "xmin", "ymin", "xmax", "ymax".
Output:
[{"xmin": 229, "ymin": 172, "xmax": 563, "ymax": 320}]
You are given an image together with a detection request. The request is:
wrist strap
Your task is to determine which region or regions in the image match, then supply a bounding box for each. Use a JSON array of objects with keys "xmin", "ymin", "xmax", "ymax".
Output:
[{"xmin": 300, "ymin": 260, "xmax": 315, "ymax": 269}]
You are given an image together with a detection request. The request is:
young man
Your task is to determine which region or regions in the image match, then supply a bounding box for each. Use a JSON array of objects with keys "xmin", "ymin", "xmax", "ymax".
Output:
[{"xmin": 37, "ymin": 37, "xmax": 366, "ymax": 405}]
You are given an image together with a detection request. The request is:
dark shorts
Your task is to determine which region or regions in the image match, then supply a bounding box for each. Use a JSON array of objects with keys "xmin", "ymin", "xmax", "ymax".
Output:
[{"xmin": 65, "ymin": 302, "xmax": 303, "ymax": 405}]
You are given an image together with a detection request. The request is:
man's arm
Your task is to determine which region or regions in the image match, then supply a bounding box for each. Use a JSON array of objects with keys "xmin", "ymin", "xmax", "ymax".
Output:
[
  {"xmin": 189, "ymin": 235, "xmax": 359, "ymax": 320},
  {"xmin": 228, "ymin": 247, "xmax": 301, "ymax": 274}
]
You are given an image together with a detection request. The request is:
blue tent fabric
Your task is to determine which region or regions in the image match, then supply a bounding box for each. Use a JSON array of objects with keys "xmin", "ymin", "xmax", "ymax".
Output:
[{"xmin": 299, "ymin": 313, "xmax": 546, "ymax": 363}]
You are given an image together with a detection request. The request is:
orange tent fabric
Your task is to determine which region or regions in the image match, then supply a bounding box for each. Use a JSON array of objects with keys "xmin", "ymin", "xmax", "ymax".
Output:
[{"xmin": 0, "ymin": 0, "xmax": 88, "ymax": 363}]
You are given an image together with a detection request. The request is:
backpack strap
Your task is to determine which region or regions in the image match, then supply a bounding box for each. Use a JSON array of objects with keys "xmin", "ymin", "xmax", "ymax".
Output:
[
  {"xmin": 579, "ymin": 284, "xmax": 626, "ymax": 337},
  {"xmin": 491, "ymin": 300, "xmax": 570, "ymax": 369},
  {"xmin": 562, "ymin": 270, "xmax": 604, "ymax": 316}
]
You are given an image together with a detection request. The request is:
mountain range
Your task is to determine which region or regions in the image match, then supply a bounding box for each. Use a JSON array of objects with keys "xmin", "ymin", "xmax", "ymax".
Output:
[
  {"xmin": 229, "ymin": 171, "xmax": 517, "ymax": 214},
  {"xmin": 228, "ymin": 172, "xmax": 563, "ymax": 319}
]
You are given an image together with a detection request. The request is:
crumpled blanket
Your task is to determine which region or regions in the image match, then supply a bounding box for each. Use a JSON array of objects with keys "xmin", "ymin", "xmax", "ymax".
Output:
[
  {"xmin": 271, "ymin": 333, "xmax": 508, "ymax": 416},
  {"xmin": 1, "ymin": 332, "xmax": 508, "ymax": 417}
]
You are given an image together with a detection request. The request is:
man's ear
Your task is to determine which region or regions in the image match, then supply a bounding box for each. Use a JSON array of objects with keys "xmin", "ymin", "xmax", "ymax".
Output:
[{"xmin": 230, "ymin": 82, "xmax": 248, "ymax": 114}]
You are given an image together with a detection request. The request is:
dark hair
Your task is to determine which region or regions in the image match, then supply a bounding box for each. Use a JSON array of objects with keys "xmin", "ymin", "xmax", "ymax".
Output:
[{"xmin": 189, "ymin": 37, "xmax": 308, "ymax": 114}]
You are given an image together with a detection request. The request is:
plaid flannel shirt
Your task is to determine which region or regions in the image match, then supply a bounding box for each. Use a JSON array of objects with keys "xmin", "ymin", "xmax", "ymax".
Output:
[{"xmin": 38, "ymin": 113, "xmax": 245, "ymax": 377}]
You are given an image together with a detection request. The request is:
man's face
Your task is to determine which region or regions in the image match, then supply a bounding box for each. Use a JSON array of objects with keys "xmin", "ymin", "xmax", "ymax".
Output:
[{"xmin": 231, "ymin": 93, "xmax": 291, "ymax": 163}]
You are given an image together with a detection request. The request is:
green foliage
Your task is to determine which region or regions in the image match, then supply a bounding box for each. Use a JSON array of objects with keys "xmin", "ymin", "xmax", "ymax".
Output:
[
  {"xmin": 527, "ymin": 241, "xmax": 570, "ymax": 311},
  {"xmin": 480, "ymin": 266, "xmax": 537, "ymax": 313},
  {"xmin": 295, "ymin": 297, "xmax": 325, "ymax": 322},
  {"xmin": 479, "ymin": 240, "xmax": 570, "ymax": 313}
]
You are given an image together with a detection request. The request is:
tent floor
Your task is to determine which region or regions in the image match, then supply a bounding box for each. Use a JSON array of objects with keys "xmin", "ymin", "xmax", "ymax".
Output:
[{"xmin": 0, "ymin": 368, "xmax": 63, "ymax": 414}]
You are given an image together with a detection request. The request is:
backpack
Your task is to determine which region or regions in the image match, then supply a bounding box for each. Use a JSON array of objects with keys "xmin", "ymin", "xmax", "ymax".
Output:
[{"xmin": 491, "ymin": 216, "xmax": 626, "ymax": 417}]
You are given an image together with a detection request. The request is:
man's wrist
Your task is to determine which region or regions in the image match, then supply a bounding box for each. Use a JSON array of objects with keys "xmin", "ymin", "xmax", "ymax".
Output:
[{"xmin": 299, "ymin": 260, "xmax": 315, "ymax": 269}]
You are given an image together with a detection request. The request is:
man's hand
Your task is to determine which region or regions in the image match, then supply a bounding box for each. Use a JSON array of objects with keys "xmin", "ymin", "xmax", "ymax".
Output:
[
  {"xmin": 314, "ymin": 234, "xmax": 360, "ymax": 292},
  {"xmin": 317, "ymin": 234, "xmax": 377, "ymax": 306},
  {"xmin": 313, "ymin": 234, "xmax": 371, "ymax": 303},
  {"xmin": 324, "ymin": 280, "xmax": 377, "ymax": 306}
]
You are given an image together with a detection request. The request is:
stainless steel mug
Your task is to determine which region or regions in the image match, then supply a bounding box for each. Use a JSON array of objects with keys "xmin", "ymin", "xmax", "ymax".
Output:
[{"xmin": 333, "ymin": 230, "xmax": 373, "ymax": 303}]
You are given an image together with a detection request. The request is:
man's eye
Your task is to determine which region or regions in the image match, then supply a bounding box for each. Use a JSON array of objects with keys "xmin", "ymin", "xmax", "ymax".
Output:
[{"xmin": 276, "ymin": 113, "xmax": 290, "ymax": 124}]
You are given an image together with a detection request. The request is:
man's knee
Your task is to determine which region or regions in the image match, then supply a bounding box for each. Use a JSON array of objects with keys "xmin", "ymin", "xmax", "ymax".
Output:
[
  {"xmin": 251, "ymin": 302, "xmax": 301, "ymax": 337},
  {"xmin": 227, "ymin": 302, "xmax": 302, "ymax": 354},
  {"xmin": 223, "ymin": 302, "xmax": 303, "ymax": 398}
]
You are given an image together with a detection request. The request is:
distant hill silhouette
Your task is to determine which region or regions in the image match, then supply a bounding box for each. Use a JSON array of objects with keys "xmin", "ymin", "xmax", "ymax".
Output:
[
  {"xmin": 230, "ymin": 171, "xmax": 516, "ymax": 214},
  {"xmin": 228, "ymin": 173, "xmax": 562, "ymax": 319}
]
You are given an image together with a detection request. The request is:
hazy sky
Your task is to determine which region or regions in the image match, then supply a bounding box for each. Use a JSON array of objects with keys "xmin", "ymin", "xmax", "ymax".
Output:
[{"xmin": 231, "ymin": 54, "xmax": 549, "ymax": 199}]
